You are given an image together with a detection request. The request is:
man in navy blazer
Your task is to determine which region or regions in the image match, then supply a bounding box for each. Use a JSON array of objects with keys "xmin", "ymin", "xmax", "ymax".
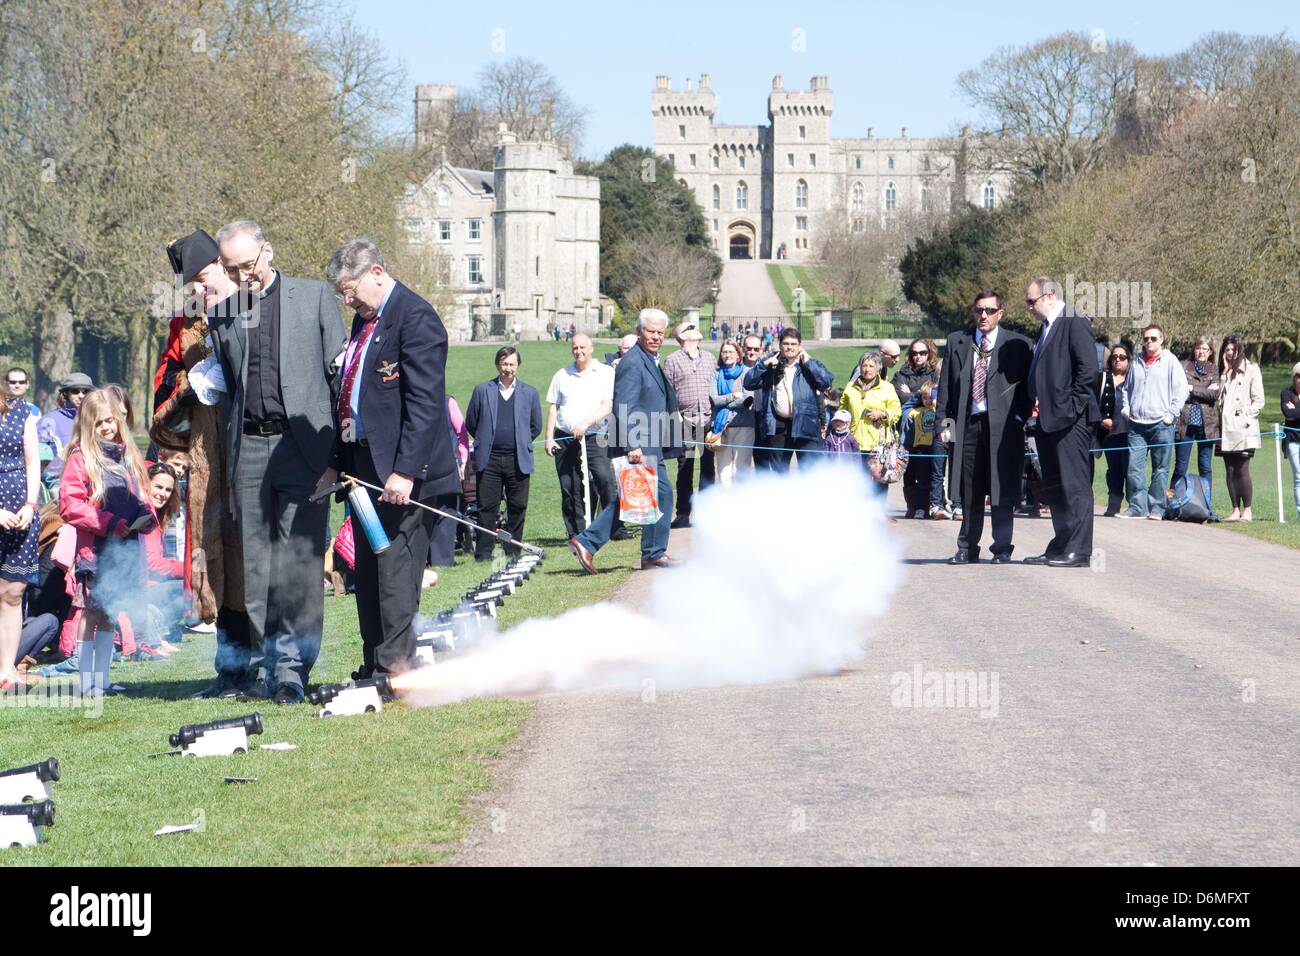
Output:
[
  {"xmin": 1023, "ymin": 275, "xmax": 1101, "ymax": 567},
  {"xmin": 318, "ymin": 239, "xmax": 461, "ymax": 679},
  {"xmin": 465, "ymin": 347, "xmax": 543, "ymax": 561},
  {"xmin": 570, "ymin": 309, "xmax": 681, "ymax": 573}
]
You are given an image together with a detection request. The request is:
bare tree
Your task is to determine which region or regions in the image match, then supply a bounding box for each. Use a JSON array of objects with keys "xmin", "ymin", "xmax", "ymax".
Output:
[
  {"xmin": 958, "ymin": 31, "xmax": 1140, "ymax": 186},
  {"xmin": 620, "ymin": 229, "xmax": 716, "ymax": 314}
]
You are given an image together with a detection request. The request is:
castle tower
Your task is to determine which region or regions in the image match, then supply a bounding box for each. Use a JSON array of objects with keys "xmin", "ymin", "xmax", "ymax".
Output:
[
  {"xmin": 493, "ymin": 124, "xmax": 560, "ymax": 334},
  {"xmin": 651, "ymin": 75, "xmax": 717, "ymax": 213},
  {"xmin": 415, "ymin": 83, "xmax": 457, "ymax": 147},
  {"xmin": 768, "ymin": 75, "xmax": 833, "ymax": 261}
]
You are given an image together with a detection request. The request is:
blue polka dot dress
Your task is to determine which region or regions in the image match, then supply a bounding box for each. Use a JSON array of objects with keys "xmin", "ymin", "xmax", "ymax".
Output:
[{"xmin": 0, "ymin": 405, "xmax": 39, "ymax": 582}]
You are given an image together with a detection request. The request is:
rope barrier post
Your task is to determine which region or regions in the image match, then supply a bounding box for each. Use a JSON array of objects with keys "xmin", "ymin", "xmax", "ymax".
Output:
[
  {"xmin": 580, "ymin": 436, "xmax": 592, "ymax": 528},
  {"xmin": 1276, "ymin": 429, "xmax": 1286, "ymax": 524}
]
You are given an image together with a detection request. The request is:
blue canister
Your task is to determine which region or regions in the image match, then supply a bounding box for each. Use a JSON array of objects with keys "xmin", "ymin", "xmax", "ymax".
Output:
[{"xmin": 347, "ymin": 483, "xmax": 391, "ymax": 555}]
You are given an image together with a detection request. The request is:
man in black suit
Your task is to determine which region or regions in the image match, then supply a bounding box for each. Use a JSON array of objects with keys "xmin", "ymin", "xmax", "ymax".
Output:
[
  {"xmin": 318, "ymin": 239, "xmax": 462, "ymax": 678},
  {"xmin": 465, "ymin": 348, "xmax": 543, "ymax": 562},
  {"xmin": 1023, "ymin": 276, "xmax": 1100, "ymax": 568},
  {"xmin": 942, "ymin": 290, "xmax": 1032, "ymax": 565}
]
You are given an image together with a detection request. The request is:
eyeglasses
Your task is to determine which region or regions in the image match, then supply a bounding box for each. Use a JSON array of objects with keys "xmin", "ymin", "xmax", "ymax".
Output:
[
  {"xmin": 910, "ymin": 350, "xmax": 928, "ymax": 357},
  {"xmin": 66, "ymin": 388, "xmax": 89, "ymax": 395},
  {"xmin": 1112, "ymin": 355, "xmax": 1129, "ymax": 362},
  {"xmin": 223, "ymin": 242, "xmax": 268, "ymax": 278},
  {"xmin": 1026, "ymin": 292, "xmax": 1049, "ymax": 306},
  {"xmin": 7, "ymin": 379, "xmax": 27, "ymax": 386},
  {"xmin": 1142, "ymin": 335, "xmax": 1160, "ymax": 342},
  {"xmin": 973, "ymin": 307, "xmax": 1000, "ymax": 316},
  {"xmin": 334, "ymin": 277, "xmax": 365, "ymax": 303}
]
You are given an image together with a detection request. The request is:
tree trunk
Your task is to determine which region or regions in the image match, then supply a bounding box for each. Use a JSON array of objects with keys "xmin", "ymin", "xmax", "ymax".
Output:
[
  {"xmin": 33, "ymin": 301, "xmax": 75, "ymax": 410},
  {"xmin": 126, "ymin": 311, "xmax": 150, "ymax": 431}
]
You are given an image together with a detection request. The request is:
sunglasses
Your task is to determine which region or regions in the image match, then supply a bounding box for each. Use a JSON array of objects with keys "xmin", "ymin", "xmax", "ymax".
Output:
[
  {"xmin": 973, "ymin": 307, "xmax": 1001, "ymax": 316},
  {"xmin": 7, "ymin": 379, "xmax": 27, "ymax": 386},
  {"xmin": 910, "ymin": 350, "xmax": 928, "ymax": 356},
  {"xmin": 66, "ymin": 388, "xmax": 89, "ymax": 395}
]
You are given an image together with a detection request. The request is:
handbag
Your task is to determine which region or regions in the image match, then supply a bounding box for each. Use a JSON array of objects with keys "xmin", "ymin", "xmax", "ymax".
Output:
[
  {"xmin": 869, "ymin": 425, "xmax": 907, "ymax": 484},
  {"xmin": 1166, "ymin": 475, "xmax": 1213, "ymax": 523}
]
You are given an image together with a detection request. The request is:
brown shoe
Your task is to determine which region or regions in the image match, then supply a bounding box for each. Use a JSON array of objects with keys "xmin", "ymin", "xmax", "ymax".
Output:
[
  {"xmin": 569, "ymin": 537, "xmax": 598, "ymax": 575},
  {"xmin": 638, "ymin": 555, "xmax": 679, "ymax": 570}
]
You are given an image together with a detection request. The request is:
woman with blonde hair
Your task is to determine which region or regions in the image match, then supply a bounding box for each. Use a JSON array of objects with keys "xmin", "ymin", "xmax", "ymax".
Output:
[
  {"xmin": 839, "ymin": 350, "xmax": 901, "ymax": 497},
  {"xmin": 58, "ymin": 389, "xmax": 155, "ymax": 695}
]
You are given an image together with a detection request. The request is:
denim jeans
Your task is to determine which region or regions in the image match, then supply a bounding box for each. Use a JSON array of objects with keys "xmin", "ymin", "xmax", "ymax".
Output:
[
  {"xmin": 1172, "ymin": 424, "xmax": 1214, "ymax": 496},
  {"xmin": 1126, "ymin": 420, "xmax": 1175, "ymax": 516},
  {"xmin": 1288, "ymin": 441, "xmax": 1300, "ymax": 518}
]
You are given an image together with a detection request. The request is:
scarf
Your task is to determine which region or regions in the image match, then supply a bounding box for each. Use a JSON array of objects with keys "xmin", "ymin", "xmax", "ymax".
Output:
[{"xmin": 711, "ymin": 363, "xmax": 748, "ymax": 435}]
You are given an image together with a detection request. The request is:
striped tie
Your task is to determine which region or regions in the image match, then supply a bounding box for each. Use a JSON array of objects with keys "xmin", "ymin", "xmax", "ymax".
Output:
[{"xmin": 972, "ymin": 339, "xmax": 992, "ymax": 409}]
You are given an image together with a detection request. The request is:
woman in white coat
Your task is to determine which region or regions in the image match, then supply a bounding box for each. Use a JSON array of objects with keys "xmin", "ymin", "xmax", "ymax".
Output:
[{"xmin": 1216, "ymin": 335, "xmax": 1265, "ymax": 522}]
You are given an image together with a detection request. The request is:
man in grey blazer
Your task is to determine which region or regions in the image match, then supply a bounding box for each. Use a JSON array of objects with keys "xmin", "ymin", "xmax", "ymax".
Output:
[
  {"xmin": 208, "ymin": 220, "xmax": 345, "ymax": 703},
  {"xmin": 465, "ymin": 347, "xmax": 543, "ymax": 561}
]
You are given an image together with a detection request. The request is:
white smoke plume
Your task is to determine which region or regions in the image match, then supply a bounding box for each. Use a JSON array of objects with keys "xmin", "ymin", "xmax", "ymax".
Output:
[{"xmin": 395, "ymin": 463, "xmax": 902, "ymax": 706}]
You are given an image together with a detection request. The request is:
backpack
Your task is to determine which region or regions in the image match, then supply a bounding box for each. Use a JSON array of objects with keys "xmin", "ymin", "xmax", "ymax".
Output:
[{"xmin": 1166, "ymin": 475, "xmax": 1213, "ymax": 523}]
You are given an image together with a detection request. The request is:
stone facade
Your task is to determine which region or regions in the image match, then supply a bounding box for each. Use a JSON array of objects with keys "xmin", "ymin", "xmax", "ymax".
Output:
[
  {"xmin": 400, "ymin": 95, "xmax": 601, "ymax": 341},
  {"xmin": 652, "ymin": 74, "xmax": 1013, "ymax": 263}
]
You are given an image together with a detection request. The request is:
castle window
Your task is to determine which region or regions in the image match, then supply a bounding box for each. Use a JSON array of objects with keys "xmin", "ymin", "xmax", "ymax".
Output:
[
  {"xmin": 983, "ymin": 181, "xmax": 995, "ymax": 209},
  {"xmin": 437, "ymin": 185, "xmax": 450, "ymax": 207},
  {"xmin": 437, "ymin": 220, "xmax": 451, "ymax": 242},
  {"xmin": 668, "ymin": 154, "xmax": 675, "ymax": 169},
  {"xmin": 852, "ymin": 218, "xmax": 864, "ymax": 234},
  {"xmin": 798, "ymin": 125, "xmax": 806, "ymax": 140},
  {"xmin": 404, "ymin": 219, "xmax": 422, "ymax": 244},
  {"xmin": 887, "ymin": 156, "xmax": 895, "ymax": 171},
  {"xmin": 535, "ymin": 256, "xmax": 540, "ymax": 276},
  {"xmin": 921, "ymin": 184, "xmax": 931, "ymax": 213},
  {"xmin": 467, "ymin": 218, "xmax": 481, "ymax": 241},
  {"xmin": 467, "ymin": 255, "xmax": 483, "ymax": 285},
  {"xmin": 809, "ymin": 153, "xmax": 816, "ymax": 168},
  {"xmin": 679, "ymin": 124, "xmax": 686, "ymax": 140},
  {"xmin": 787, "ymin": 153, "xmax": 794, "ymax": 168},
  {"xmin": 924, "ymin": 155, "xmax": 932, "ymax": 171},
  {"xmin": 712, "ymin": 219, "xmax": 719, "ymax": 232},
  {"xmin": 855, "ymin": 156, "xmax": 861, "ymax": 170},
  {"xmin": 851, "ymin": 182, "xmax": 865, "ymax": 214},
  {"xmin": 738, "ymin": 153, "xmax": 746, "ymax": 171},
  {"xmin": 712, "ymin": 153, "xmax": 719, "ymax": 169},
  {"xmin": 712, "ymin": 184, "xmax": 720, "ymax": 210},
  {"xmin": 885, "ymin": 181, "xmax": 897, "ymax": 211},
  {"xmin": 735, "ymin": 181, "xmax": 748, "ymax": 210},
  {"xmin": 795, "ymin": 216, "xmax": 807, "ymax": 232},
  {"xmin": 795, "ymin": 179, "xmax": 808, "ymax": 209},
  {"xmin": 689, "ymin": 153, "xmax": 697, "ymax": 168}
]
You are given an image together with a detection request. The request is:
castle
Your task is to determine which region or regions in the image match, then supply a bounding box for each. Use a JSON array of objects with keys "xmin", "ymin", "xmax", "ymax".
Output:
[
  {"xmin": 399, "ymin": 86, "xmax": 602, "ymax": 341},
  {"xmin": 652, "ymin": 74, "xmax": 1012, "ymax": 262}
]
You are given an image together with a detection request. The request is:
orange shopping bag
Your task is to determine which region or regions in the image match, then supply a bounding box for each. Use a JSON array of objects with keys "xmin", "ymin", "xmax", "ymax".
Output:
[{"xmin": 612, "ymin": 455, "xmax": 662, "ymax": 525}]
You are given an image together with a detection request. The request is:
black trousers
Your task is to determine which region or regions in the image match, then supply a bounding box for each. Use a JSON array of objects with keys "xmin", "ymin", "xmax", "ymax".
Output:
[
  {"xmin": 1035, "ymin": 416, "xmax": 1095, "ymax": 558},
  {"xmin": 426, "ymin": 494, "xmax": 459, "ymax": 567},
  {"xmin": 475, "ymin": 450, "xmax": 530, "ymax": 560},
  {"xmin": 760, "ymin": 420, "xmax": 817, "ymax": 472},
  {"xmin": 554, "ymin": 431, "xmax": 616, "ymax": 538},
  {"xmin": 675, "ymin": 421, "xmax": 715, "ymax": 518},
  {"xmin": 957, "ymin": 414, "xmax": 1014, "ymax": 557},
  {"xmin": 352, "ymin": 449, "xmax": 450, "ymax": 675}
]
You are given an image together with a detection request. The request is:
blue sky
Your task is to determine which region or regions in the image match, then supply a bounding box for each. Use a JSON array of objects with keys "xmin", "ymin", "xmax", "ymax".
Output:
[{"xmin": 363, "ymin": 0, "xmax": 1294, "ymax": 157}]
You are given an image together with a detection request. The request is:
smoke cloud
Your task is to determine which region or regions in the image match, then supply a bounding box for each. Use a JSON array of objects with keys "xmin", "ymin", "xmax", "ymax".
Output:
[{"xmin": 394, "ymin": 463, "xmax": 902, "ymax": 707}]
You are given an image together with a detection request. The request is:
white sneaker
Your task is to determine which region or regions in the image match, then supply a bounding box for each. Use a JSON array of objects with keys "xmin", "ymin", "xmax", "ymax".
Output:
[
  {"xmin": 185, "ymin": 620, "xmax": 217, "ymax": 634},
  {"xmin": 1115, "ymin": 512, "xmax": 1143, "ymax": 519},
  {"xmin": 1146, "ymin": 513, "xmax": 1163, "ymax": 521}
]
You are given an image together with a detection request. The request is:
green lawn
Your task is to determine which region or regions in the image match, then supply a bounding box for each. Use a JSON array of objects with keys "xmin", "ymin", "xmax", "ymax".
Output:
[{"xmin": 0, "ymin": 341, "xmax": 651, "ymax": 866}]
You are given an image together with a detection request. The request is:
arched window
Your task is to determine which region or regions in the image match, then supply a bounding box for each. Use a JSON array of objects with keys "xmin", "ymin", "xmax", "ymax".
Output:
[
  {"xmin": 795, "ymin": 179, "xmax": 808, "ymax": 209},
  {"xmin": 437, "ymin": 185, "xmax": 450, "ymax": 207},
  {"xmin": 736, "ymin": 181, "xmax": 748, "ymax": 210},
  {"xmin": 887, "ymin": 156, "xmax": 895, "ymax": 171},
  {"xmin": 982, "ymin": 181, "xmax": 995, "ymax": 209},
  {"xmin": 851, "ymin": 182, "xmax": 865, "ymax": 214},
  {"xmin": 884, "ymin": 181, "xmax": 897, "ymax": 212},
  {"xmin": 738, "ymin": 152, "xmax": 746, "ymax": 170},
  {"xmin": 712, "ymin": 184, "xmax": 720, "ymax": 210}
]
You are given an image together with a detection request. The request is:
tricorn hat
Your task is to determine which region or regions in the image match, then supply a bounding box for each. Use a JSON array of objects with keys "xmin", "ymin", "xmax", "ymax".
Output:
[{"xmin": 167, "ymin": 230, "xmax": 220, "ymax": 285}]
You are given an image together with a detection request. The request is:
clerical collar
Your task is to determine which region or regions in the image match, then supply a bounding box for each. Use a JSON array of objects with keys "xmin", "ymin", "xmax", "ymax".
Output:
[{"xmin": 256, "ymin": 271, "xmax": 280, "ymax": 300}]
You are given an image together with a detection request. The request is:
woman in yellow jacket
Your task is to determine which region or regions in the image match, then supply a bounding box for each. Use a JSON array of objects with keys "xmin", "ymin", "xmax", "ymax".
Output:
[{"xmin": 839, "ymin": 351, "xmax": 902, "ymax": 494}]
